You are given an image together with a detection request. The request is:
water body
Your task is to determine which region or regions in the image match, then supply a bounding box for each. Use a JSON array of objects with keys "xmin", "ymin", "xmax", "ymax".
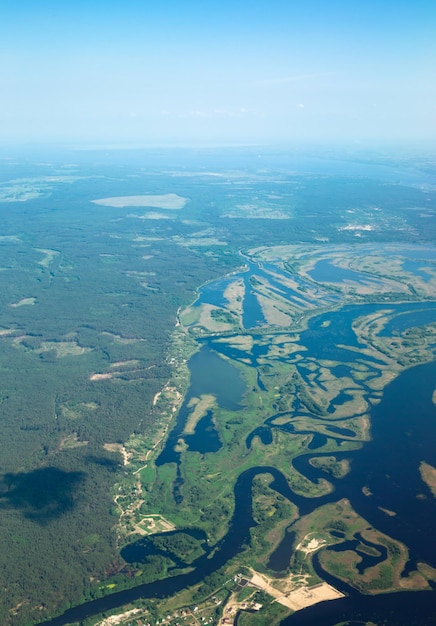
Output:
[
  {"xmin": 379, "ymin": 304, "xmax": 436, "ymax": 335},
  {"xmin": 308, "ymin": 433, "xmax": 328, "ymax": 449},
  {"xmin": 37, "ymin": 248, "xmax": 436, "ymax": 625},
  {"xmin": 326, "ymin": 391, "xmax": 355, "ymax": 414},
  {"xmin": 37, "ymin": 358, "xmax": 436, "ymax": 626},
  {"xmin": 301, "ymin": 301, "xmax": 436, "ymax": 362},
  {"xmin": 267, "ymin": 530, "xmax": 296, "ymax": 572},
  {"xmin": 282, "ymin": 584, "xmax": 436, "ymax": 626},
  {"xmin": 325, "ymin": 424, "xmax": 356, "ymax": 437},
  {"xmin": 383, "ymin": 245, "xmax": 436, "ymax": 261},
  {"xmin": 402, "ymin": 258, "xmax": 435, "ymax": 282},
  {"xmin": 242, "ymin": 271, "xmax": 266, "ymax": 328},
  {"xmin": 185, "ymin": 410, "xmax": 222, "ymax": 454},
  {"xmin": 225, "ymin": 150, "xmax": 436, "ymax": 186},
  {"xmin": 187, "ymin": 345, "xmax": 246, "ymax": 411},
  {"xmin": 156, "ymin": 344, "xmax": 246, "ymax": 466},
  {"xmin": 325, "ymin": 533, "xmax": 388, "ymax": 575},
  {"xmin": 246, "ymin": 425, "xmax": 273, "ymax": 448},
  {"xmin": 193, "ymin": 275, "xmax": 236, "ymax": 309},
  {"xmin": 308, "ymin": 258, "xmax": 384, "ymax": 287}
]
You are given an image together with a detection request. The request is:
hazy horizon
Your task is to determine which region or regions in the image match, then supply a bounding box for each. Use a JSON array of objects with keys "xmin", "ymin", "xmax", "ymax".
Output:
[{"xmin": 1, "ymin": 0, "xmax": 436, "ymax": 145}]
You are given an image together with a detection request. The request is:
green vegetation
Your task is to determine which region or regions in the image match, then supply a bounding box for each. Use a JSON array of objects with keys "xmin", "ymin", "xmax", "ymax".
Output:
[
  {"xmin": 236, "ymin": 601, "xmax": 290, "ymax": 626},
  {"xmin": 0, "ymin": 148, "xmax": 436, "ymax": 625}
]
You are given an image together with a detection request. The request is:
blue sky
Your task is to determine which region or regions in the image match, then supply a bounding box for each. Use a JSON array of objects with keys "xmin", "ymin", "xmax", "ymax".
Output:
[{"xmin": 1, "ymin": 0, "xmax": 435, "ymax": 145}]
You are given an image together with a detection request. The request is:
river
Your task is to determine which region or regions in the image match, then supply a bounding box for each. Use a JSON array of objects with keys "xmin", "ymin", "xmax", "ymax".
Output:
[
  {"xmin": 37, "ymin": 246, "xmax": 436, "ymax": 626},
  {"xmin": 37, "ymin": 353, "xmax": 436, "ymax": 626}
]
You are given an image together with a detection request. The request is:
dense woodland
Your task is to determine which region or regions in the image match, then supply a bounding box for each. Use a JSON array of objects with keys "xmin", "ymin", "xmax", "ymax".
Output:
[{"xmin": 0, "ymin": 147, "xmax": 435, "ymax": 624}]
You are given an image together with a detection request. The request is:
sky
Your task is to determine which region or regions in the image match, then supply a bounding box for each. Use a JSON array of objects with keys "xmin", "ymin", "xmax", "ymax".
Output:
[{"xmin": 1, "ymin": 0, "xmax": 436, "ymax": 145}]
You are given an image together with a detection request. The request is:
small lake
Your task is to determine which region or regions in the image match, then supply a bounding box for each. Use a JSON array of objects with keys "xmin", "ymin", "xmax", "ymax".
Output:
[
  {"xmin": 185, "ymin": 410, "xmax": 222, "ymax": 454},
  {"xmin": 188, "ymin": 345, "xmax": 246, "ymax": 411},
  {"xmin": 37, "ymin": 246, "xmax": 436, "ymax": 626},
  {"xmin": 37, "ymin": 355, "xmax": 436, "ymax": 626},
  {"xmin": 308, "ymin": 258, "xmax": 383, "ymax": 286},
  {"xmin": 156, "ymin": 344, "xmax": 246, "ymax": 466}
]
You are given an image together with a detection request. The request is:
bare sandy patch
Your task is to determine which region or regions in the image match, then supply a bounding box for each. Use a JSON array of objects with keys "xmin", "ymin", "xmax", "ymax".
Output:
[
  {"xmin": 135, "ymin": 514, "xmax": 176, "ymax": 535},
  {"xmin": 339, "ymin": 224, "xmax": 374, "ymax": 232},
  {"xmin": 104, "ymin": 443, "xmax": 130, "ymax": 465},
  {"xmin": 214, "ymin": 334, "xmax": 254, "ymax": 352},
  {"xmin": 184, "ymin": 394, "xmax": 216, "ymax": 434},
  {"xmin": 248, "ymin": 570, "xmax": 344, "ymax": 611},
  {"xmin": 223, "ymin": 278, "xmax": 245, "ymax": 316},
  {"xmin": 256, "ymin": 293, "xmax": 293, "ymax": 326},
  {"xmin": 223, "ymin": 204, "xmax": 291, "ymax": 219},
  {"xmin": 10, "ymin": 297, "xmax": 36, "ymax": 307},
  {"xmin": 296, "ymin": 534, "xmax": 328, "ymax": 554},
  {"xmin": 91, "ymin": 193, "xmax": 187, "ymax": 209},
  {"xmin": 89, "ymin": 373, "xmax": 114, "ymax": 381},
  {"xmin": 282, "ymin": 582, "xmax": 344, "ymax": 610},
  {"xmin": 36, "ymin": 248, "xmax": 59, "ymax": 267},
  {"xmin": 420, "ymin": 461, "xmax": 436, "ymax": 497},
  {"xmin": 153, "ymin": 390, "xmax": 162, "ymax": 406},
  {"xmin": 0, "ymin": 186, "xmax": 44, "ymax": 202},
  {"xmin": 97, "ymin": 608, "xmax": 141, "ymax": 626},
  {"xmin": 174, "ymin": 236, "xmax": 228, "ymax": 246},
  {"xmin": 109, "ymin": 360, "xmax": 139, "ymax": 369},
  {"xmin": 378, "ymin": 506, "xmax": 397, "ymax": 516},
  {"xmin": 0, "ymin": 328, "xmax": 15, "ymax": 336},
  {"xmin": 0, "ymin": 235, "xmax": 21, "ymax": 242}
]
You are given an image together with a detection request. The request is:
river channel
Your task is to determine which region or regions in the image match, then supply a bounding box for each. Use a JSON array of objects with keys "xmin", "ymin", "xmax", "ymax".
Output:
[
  {"xmin": 38, "ymin": 257, "xmax": 436, "ymax": 626},
  {"xmin": 37, "ymin": 357, "xmax": 436, "ymax": 626}
]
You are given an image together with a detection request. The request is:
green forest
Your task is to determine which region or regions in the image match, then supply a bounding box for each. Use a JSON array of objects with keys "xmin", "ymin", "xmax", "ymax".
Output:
[{"xmin": 0, "ymin": 146, "xmax": 435, "ymax": 625}]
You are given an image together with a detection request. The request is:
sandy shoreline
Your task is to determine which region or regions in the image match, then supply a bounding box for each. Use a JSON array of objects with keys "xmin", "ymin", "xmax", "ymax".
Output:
[{"xmin": 249, "ymin": 571, "xmax": 345, "ymax": 611}]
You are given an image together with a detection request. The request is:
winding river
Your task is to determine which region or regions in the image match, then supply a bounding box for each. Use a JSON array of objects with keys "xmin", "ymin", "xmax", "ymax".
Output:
[
  {"xmin": 37, "ymin": 250, "xmax": 436, "ymax": 626},
  {"xmin": 37, "ymin": 353, "xmax": 436, "ymax": 626}
]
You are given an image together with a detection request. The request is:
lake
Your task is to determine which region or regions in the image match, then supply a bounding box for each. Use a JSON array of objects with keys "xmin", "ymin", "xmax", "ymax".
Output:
[{"xmin": 37, "ymin": 251, "xmax": 436, "ymax": 626}]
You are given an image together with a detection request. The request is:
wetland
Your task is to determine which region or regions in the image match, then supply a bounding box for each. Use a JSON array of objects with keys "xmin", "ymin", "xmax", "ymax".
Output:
[
  {"xmin": 41, "ymin": 242, "xmax": 436, "ymax": 626},
  {"xmin": 0, "ymin": 146, "xmax": 435, "ymax": 626}
]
